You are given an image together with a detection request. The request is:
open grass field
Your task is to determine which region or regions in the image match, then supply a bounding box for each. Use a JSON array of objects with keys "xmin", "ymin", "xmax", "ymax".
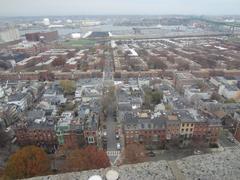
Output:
[{"xmin": 63, "ymin": 39, "xmax": 97, "ymax": 47}]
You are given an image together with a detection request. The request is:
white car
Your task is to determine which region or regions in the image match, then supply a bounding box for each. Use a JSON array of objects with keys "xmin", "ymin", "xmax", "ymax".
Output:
[{"xmin": 117, "ymin": 143, "xmax": 121, "ymax": 150}]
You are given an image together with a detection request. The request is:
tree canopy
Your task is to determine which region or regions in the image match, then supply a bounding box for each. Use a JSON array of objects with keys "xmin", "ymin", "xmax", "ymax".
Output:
[
  {"xmin": 59, "ymin": 80, "xmax": 76, "ymax": 95},
  {"xmin": 124, "ymin": 143, "xmax": 147, "ymax": 164},
  {"xmin": 144, "ymin": 88, "xmax": 163, "ymax": 108},
  {"xmin": 4, "ymin": 146, "xmax": 50, "ymax": 179},
  {"xmin": 62, "ymin": 146, "xmax": 110, "ymax": 172}
]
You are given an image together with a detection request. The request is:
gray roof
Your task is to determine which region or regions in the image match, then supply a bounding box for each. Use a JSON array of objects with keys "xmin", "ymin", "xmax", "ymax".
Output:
[
  {"xmin": 8, "ymin": 93, "xmax": 27, "ymax": 102},
  {"xmin": 27, "ymin": 110, "xmax": 45, "ymax": 121},
  {"xmin": 124, "ymin": 113, "xmax": 166, "ymax": 130}
]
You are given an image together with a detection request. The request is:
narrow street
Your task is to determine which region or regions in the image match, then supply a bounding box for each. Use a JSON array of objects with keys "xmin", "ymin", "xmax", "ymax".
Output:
[
  {"xmin": 103, "ymin": 49, "xmax": 120, "ymax": 164},
  {"xmin": 106, "ymin": 107, "xmax": 120, "ymax": 164}
]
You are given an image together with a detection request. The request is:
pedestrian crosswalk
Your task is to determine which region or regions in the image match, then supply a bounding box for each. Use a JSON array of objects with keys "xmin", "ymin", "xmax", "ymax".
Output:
[{"xmin": 107, "ymin": 151, "xmax": 120, "ymax": 156}]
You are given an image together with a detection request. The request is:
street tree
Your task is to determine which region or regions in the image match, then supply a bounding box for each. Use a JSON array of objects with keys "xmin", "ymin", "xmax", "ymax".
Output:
[
  {"xmin": 4, "ymin": 146, "xmax": 50, "ymax": 179},
  {"xmin": 143, "ymin": 88, "xmax": 163, "ymax": 109},
  {"xmin": 62, "ymin": 146, "xmax": 110, "ymax": 172},
  {"xmin": 123, "ymin": 143, "xmax": 148, "ymax": 164},
  {"xmin": 60, "ymin": 80, "xmax": 76, "ymax": 95}
]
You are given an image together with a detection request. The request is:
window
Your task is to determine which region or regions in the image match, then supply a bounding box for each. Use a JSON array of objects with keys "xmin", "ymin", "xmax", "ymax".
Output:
[
  {"xmin": 88, "ymin": 136, "xmax": 95, "ymax": 144},
  {"xmin": 187, "ymin": 123, "xmax": 189, "ymax": 127},
  {"xmin": 190, "ymin": 128, "xmax": 193, "ymax": 132},
  {"xmin": 191, "ymin": 124, "xmax": 193, "ymax": 127},
  {"xmin": 186, "ymin": 128, "xmax": 188, "ymax": 131}
]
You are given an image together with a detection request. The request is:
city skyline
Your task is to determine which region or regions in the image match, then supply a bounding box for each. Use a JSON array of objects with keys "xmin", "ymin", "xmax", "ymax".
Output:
[{"xmin": 1, "ymin": 0, "xmax": 240, "ymax": 16}]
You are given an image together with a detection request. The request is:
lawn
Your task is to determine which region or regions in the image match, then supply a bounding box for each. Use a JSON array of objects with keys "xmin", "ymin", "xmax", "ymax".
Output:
[{"xmin": 63, "ymin": 39, "xmax": 96, "ymax": 47}]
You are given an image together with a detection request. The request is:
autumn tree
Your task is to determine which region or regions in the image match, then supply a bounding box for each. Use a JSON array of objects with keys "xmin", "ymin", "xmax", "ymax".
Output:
[
  {"xmin": 4, "ymin": 146, "xmax": 50, "ymax": 179},
  {"xmin": 59, "ymin": 80, "xmax": 76, "ymax": 95},
  {"xmin": 123, "ymin": 143, "xmax": 148, "ymax": 164},
  {"xmin": 62, "ymin": 146, "xmax": 110, "ymax": 172}
]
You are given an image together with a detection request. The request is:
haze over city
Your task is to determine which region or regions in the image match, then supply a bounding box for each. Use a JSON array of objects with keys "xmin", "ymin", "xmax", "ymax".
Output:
[
  {"xmin": 1, "ymin": 0, "xmax": 240, "ymax": 180},
  {"xmin": 1, "ymin": 0, "xmax": 240, "ymax": 16}
]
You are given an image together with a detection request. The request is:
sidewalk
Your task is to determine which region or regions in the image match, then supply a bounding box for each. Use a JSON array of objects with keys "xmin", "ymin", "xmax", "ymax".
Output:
[{"xmin": 168, "ymin": 160, "xmax": 186, "ymax": 180}]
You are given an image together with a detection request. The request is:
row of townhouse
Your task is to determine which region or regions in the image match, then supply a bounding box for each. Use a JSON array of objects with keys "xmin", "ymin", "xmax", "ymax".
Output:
[{"xmin": 123, "ymin": 109, "xmax": 222, "ymax": 149}]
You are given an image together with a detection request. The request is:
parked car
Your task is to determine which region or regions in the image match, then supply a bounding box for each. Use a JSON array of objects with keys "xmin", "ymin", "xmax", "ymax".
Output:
[
  {"xmin": 227, "ymin": 137, "xmax": 235, "ymax": 143},
  {"xmin": 194, "ymin": 150, "xmax": 202, "ymax": 155},
  {"xmin": 117, "ymin": 142, "xmax": 121, "ymax": 150},
  {"xmin": 115, "ymin": 133, "xmax": 120, "ymax": 140},
  {"xmin": 146, "ymin": 151, "xmax": 155, "ymax": 157}
]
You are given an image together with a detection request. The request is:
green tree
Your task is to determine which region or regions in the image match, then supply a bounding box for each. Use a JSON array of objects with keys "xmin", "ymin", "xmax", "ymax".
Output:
[
  {"xmin": 60, "ymin": 80, "xmax": 76, "ymax": 95},
  {"xmin": 143, "ymin": 88, "xmax": 163, "ymax": 108},
  {"xmin": 224, "ymin": 98, "xmax": 236, "ymax": 104}
]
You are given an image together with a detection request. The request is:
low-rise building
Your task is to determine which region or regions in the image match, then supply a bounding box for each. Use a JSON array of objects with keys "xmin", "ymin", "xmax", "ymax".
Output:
[
  {"xmin": 15, "ymin": 110, "xmax": 57, "ymax": 152},
  {"xmin": 123, "ymin": 112, "xmax": 166, "ymax": 149},
  {"xmin": 7, "ymin": 93, "xmax": 32, "ymax": 111}
]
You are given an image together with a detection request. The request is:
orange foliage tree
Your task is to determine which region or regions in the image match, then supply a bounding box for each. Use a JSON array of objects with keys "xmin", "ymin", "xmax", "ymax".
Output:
[
  {"xmin": 4, "ymin": 146, "xmax": 50, "ymax": 179},
  {"xmin": 124, "ymin": 143, "xmax": 147, "ymax": 164},
  {"xmin": 62, "ymin": 146, "xmax": 110, "ymax": 172}
]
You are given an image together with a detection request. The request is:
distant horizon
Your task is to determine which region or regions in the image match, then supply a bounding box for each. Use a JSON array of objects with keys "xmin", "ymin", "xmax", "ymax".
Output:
[
  {"xmin": 1, "ymin": 14, "xmax": 240, "ymax": 18},
  {"xmin": 1, "ymin": 0, "xmax": 240, "ymax": 17}
]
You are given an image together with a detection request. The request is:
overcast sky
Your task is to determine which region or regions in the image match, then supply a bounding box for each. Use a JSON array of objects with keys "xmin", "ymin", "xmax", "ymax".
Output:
[{"xmin": 0, "ymin": 0, "xmax": 240, "ymax": 16}]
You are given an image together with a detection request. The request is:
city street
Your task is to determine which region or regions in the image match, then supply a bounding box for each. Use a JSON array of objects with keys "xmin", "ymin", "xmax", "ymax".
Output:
[
  {"xmin": 106, "ymin": 108, "xmax": 120, "ymax": 164},
  {"xmin": 103, "ymin": 50, "xmax": 121, "ymax": 164}
]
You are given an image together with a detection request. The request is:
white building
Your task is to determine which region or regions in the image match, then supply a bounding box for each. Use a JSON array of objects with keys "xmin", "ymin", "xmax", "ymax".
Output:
[
  {"xmin": 184, "ymin": 88, "xmax": 211, "ymax": 102},
  {"xmin": 0, "ymin": 28, "xmax": 20, "ymax": 43},
  {"xmin": 42, "ymin": 18, "xmax": 50, "ymax": 26},
  {"xmin": 210, "ymin": 77, "xmax": 240, "ymax": 99},
  {"xmin": 219, "ymin": 84, "xmax": 240, "ymax": 99},
  {"xmin": 7, "ymin": 93, "xmax": 28, "ymax": 111},
  {"xmin": 71, "ymin": 33, "xmax": 81, "ymax": 39}
]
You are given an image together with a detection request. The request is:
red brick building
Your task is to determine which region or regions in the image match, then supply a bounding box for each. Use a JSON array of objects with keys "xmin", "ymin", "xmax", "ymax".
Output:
[
  {"xmin": 123, "ymin": 113, "xmax": 166, "ymax": 149},
  {"xmin": 15, "ymin": 124, "xmax": 57, "ymax": 152},
  {"xmin": 166, "ymin": 115, "xmax": 180, "ymax": 140},
  {"xmin": 207, "ymin": 123, "xmax": 222, "ymax": 145},
  {"xmin": 193, "ymin": 122, "xmax": 208, "ymax": 140},
  {"xmin": 25, "ymin": 31, "xmax": 58, "ymax": 42}
]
